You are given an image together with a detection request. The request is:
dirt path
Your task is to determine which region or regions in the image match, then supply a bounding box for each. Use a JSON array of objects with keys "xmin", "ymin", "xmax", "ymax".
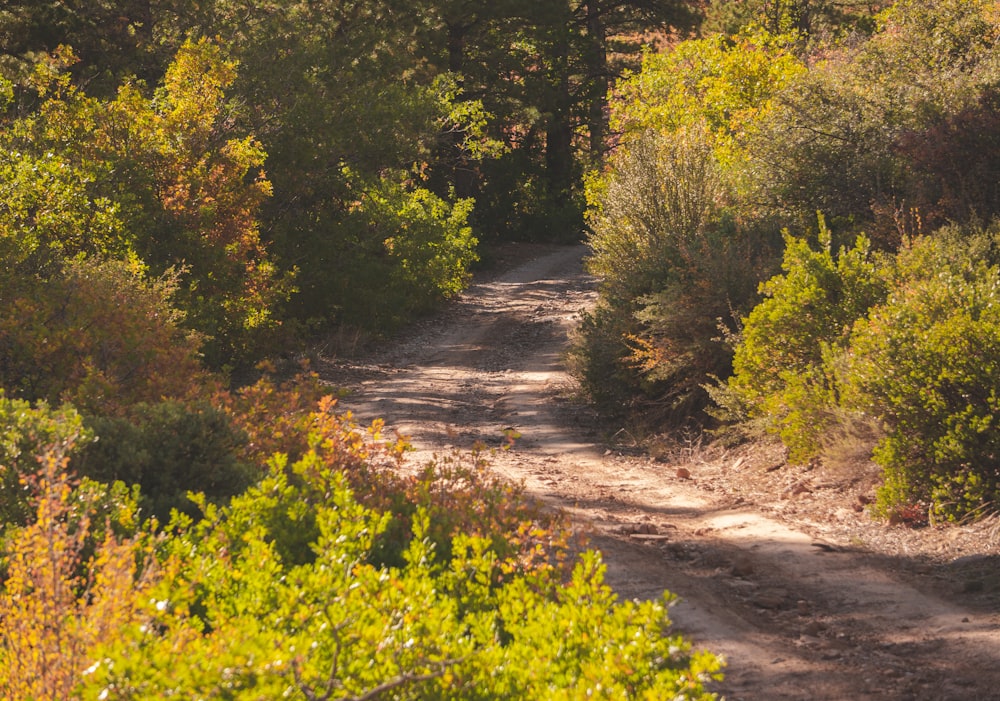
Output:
[{"xmin": 321, "ymin": 245, "xmax": 1000, "ymax": 700}]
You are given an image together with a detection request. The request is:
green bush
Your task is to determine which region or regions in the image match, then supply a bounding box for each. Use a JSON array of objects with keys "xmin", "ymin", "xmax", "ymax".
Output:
[
  {"xmin": 288, "ymin": 173, "xmax": 478, "ymax": 336},
  {"xmin": 0, "ymin": 393, "xmax": 88, "ymax": 526},
  {"xmin": 729, "ymin": 215, "xmax": 886, "ymax": 461},
  {"xmin": 356, "ymin": 180, "xmax": 478, "ymax": 325},
  {"xmin": 577, "ymin": 126, "xmax": 775, "ymax": 423},
  {"xmin": 78, "ymin": 400, "xmax": 253, "ymax": 521},
  {"xmin": 71, "ymin": 450, "xmax": 721, "ymax": 699},
  {"xmin": 747, "ymin": 0, "xmax": 1000, "ymax": 240},
  {"xmin": 0, "ymin": 400, "xmax": 724, "ymax": 699},
  {"xmin": 842, "ymin": 226, "xmax": 1000, "ymax": 520},
  {"xmin": 0, "ymin": 148, "xmax": 128, "ymax": 278}
]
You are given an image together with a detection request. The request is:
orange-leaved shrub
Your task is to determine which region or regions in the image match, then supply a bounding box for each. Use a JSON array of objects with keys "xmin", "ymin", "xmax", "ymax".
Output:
[
  {"xmin": 222, "ymin": 390, "xmax": 573, "ymax": 574},
  {"xmin": 4, "ymin": 39, "xmax": 292, "ymax": 368},
  {"xmin": 0, "ymin": 258, "xmax": 212, "ymax": 416},
  {"xmin": 0, "ymin": 443, "xmax": 158, "ymax": 700}
]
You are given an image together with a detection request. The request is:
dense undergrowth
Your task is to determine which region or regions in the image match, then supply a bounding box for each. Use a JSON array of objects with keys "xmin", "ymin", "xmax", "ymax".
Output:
[
  {"xmin": 0, "ymin": 382, "xmax": 722, "ymax": 698},
  {"xmin": 575, "ymin": 0, "xmax": 1000, "ymax": 522}
]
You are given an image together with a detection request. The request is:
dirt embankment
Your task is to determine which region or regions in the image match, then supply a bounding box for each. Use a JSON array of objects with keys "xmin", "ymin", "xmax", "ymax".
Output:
[{"xmin": 321, "ymin": 244, "xmax": 1000, "ymax": 701}]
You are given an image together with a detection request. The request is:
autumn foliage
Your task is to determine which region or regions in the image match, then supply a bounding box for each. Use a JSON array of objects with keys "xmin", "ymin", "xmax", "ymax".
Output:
[
  {"xmin": 0, "ymin": 258, "xmax": 211, "ymax": 416},
  {"xmin": 0, "ymin": 444, "xmax": 156, "ymax": 699},
  {"xmin": 0, "ymin": 399, "xmax": 722, "ymax": 699}
]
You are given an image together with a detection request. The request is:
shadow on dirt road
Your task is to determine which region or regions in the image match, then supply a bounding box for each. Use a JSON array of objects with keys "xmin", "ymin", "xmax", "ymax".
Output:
[{"xmin": 323, "ymin": 244, "xmax": 1000, "ymax": 701}]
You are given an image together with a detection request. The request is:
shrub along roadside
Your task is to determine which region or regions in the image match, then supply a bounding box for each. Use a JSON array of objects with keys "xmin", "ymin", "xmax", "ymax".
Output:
[
  {"xmin": 0, "ymin": 405, "xmax": 723, "ymax": 699},
  {"xmin": 573, "ymin": 28, "xmax": 803, "ymax": 429},
  {"xmin": 574, "ymin": 125, "xmax": 778, "ymax": 427},
  {"xmin": 728, "ymin": 215, "xmax": 887, "ymax": 462},
  {"xmin": 727, "ymin": 221, "xmax": 1000, "ymax": 522},
  {"xmin": 840, "ymin": 227, "xmax": 1000, "ymax": 520},
  {"xmin": 77, "ymin": 401, "xmax": 254, "ymax": 522}
]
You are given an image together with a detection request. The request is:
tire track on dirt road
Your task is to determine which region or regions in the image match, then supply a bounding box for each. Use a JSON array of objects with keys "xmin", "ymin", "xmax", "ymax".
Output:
[{"xmin": 323, "ymin": 244, "xmax": 1000, "ymax": 700}]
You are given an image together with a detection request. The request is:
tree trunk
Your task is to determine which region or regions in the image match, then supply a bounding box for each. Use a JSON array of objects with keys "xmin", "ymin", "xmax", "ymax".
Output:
[
  {"xmin": 546, "ymin": 69, "xmax": 574, "ymax": 198},
  {"xmin": 585, "ymin": 0, "xmax": 608, "ymax": 165}
]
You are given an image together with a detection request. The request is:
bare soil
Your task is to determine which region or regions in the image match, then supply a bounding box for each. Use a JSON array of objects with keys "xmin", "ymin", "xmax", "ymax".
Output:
[{"xmin": 319, "ymin": 244, "xmax": 1000, "ymax": 701}]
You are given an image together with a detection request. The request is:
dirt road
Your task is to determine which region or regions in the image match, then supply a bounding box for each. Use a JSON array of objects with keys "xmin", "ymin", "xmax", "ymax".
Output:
[{"xmin": 322, "ymin": 244, "xmax": 1000, "ymax": 700}]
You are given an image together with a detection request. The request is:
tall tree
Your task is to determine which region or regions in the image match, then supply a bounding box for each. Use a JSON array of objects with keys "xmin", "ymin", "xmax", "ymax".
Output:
[{"xmin": 415, "ymin": 0, "xmax": 697, "ymax": 241}]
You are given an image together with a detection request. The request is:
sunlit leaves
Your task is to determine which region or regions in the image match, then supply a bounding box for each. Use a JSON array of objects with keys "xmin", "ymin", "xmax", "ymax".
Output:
[
  {"xmin": 0, "ymin": 444, "xmax": 157, "ymax": 701},
  {"xmin": 0, "ymin": 38, "xmax": 289, "ymax": 368},
  {"xmin": 841, "ymin": 226, "xmax": 1000, "ymax": 520},
  {"xmin": 610, "ymin": 30, "xmax": 806, "ymax": 174},
  {"xmin": 576, "ymin": 29, "xmax": 798, "ymax": 422},
  {"xmin": 0, "ymin": 397, "xmax": 721, "ymax": 699},
  {"xmin": 729, "ymin": 216, "xmax": 887, "ymax": 460}
]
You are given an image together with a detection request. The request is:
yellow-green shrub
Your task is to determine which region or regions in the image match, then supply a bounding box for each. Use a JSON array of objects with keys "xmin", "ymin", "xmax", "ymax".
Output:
[
  {"xmin": 729, "ymin": 216, "xmax": 886, "ymax": 461},
  {"xmin": 0, "ymin": 414, "xmax": 723, "ymax": 700},
  {"xmin": 842, "ymin": 227, "xmax": 1000, "ymax": 520}
]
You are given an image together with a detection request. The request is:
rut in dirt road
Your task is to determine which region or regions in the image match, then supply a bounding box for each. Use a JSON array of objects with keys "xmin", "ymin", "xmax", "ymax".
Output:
[{"xmin": 323, "ymin": 244, "xmax": 1000, "ymax": 701}]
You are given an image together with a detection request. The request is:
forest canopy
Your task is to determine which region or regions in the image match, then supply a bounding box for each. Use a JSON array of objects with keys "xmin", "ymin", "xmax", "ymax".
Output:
[{"xmin": 0, "ymin": 0, "xmax": 699, "ymax": 369}]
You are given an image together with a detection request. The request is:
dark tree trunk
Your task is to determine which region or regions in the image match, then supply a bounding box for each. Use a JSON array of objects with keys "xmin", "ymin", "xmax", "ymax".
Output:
[
  {"xmin": 545, "ymin": 48, "xmax": 575, "ymax": 198},
  {"xmin": 585, "ymin": 0, "xmax": 608, "ymax": 165}
]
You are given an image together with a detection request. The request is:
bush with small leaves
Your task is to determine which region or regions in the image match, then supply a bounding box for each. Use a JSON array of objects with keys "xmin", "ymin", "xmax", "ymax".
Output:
[
  {"xmin": 0, "ymin": 409, "xmax": 723, "ymax": 700},
  {"xmin": 294, "ymin": 173, "xmax": 478, "ymax": 335},
  {"xmin": 222, "ymin": 393, "xmax": 571, "ymax": 574},
  {"xmin": 729, "ymin": 215, "xmax": 887, "ymax": 461},
  {"xmin": 841, "ymin": 225, "xmax": 1000, "ymax": 521},
  {"xmin": 78, "ymin": 400, "xmax": 253, "ymax": 522},
  {"xmin": 0, "ymin": 257, "xmax": 212, "ymax": 416},
  {"xmin": 578, "ymin": 125, "xmax": 777, "ymax": 424},
  {"xmin": 575, "ymin": 28, "xmax": 804, "ymax": 427},
  {"xmin": 75, "ymin": 450, "xmax": 721, "ymax": 699}
]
